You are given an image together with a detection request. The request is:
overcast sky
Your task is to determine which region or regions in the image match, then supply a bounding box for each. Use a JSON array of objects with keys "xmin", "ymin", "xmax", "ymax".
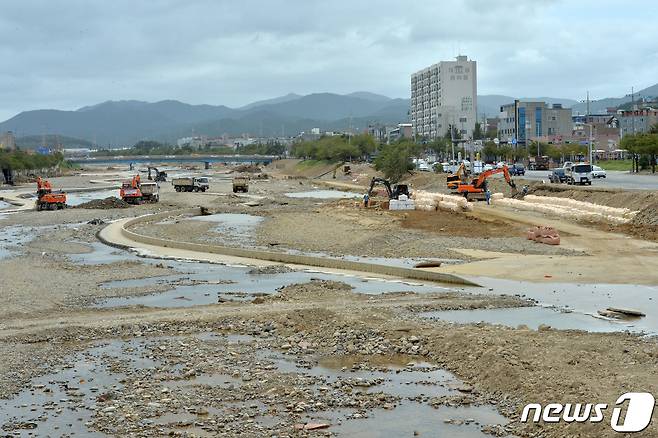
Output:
[{"xmin": 1, "ymin": 0, "xmax": 656, "ymax": 121}]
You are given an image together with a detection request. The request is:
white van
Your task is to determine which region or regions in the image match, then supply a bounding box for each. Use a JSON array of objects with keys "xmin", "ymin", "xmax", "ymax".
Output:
[{"xmin": 566, "ymin": 163, "xmax": 592, "ymax": 185}]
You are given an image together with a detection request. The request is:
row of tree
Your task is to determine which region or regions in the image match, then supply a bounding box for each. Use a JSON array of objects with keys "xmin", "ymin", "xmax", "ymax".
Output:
[
  {"xmin": 621, "ymin": 124, "xmax": 658, "ymax": 173},
  {"xmin": 94, "ymin": 140, "xmax": 288, "ymax": 157},
  {"xmin": 291, "ymin": 134, "xmax": 376, "ymax": 162},
  {"xmin": 0, "ymin": 150, "xmax": 65, "ymax": 171}
]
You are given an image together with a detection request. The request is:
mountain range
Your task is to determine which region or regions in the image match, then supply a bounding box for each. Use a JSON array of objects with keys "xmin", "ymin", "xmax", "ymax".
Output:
[{"xmin": 3, "ymin": 83, "xmax": 656, "ymax": 148}]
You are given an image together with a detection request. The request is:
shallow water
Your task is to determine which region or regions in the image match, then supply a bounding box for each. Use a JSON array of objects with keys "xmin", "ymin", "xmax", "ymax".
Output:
[
  {"xmin": 189, "ymin": 213, "xmax": 264, "ymax": 245},
  {"xmin": 285, "ymin": 190, "xmax": 362, "ymax": 199},
  {"xmin": 97, "ymin": 263, "xmax": 449, "ymax": 308},
  {"xmin": 461, "ymin": 277, "xmax": 658, "ymax": 335},
  {"xmin": 421, "ymin": 306, "xmax": 630, "ymax": 332}
]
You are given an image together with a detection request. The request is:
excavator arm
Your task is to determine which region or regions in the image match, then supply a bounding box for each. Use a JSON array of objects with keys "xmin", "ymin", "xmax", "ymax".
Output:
[
  {"xmin": 367, "ymin": 177, "xmax": 393, "ymax": 199},
  {"xmin": 473, "ymin": 166, "xmax": 516, "ymax": 190}
]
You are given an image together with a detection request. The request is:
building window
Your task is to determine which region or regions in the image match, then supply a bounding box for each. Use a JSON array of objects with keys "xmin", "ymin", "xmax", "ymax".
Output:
[
  {"xmin": 459, "ymin": 117, "xmax": 467, "ymax": 123},
  {"xmin": 451, "ymin": 75, "xmax": 455, "ymax": 80},
  {"xmin": 463, "ymin": 75, "xmax": 468, "ymax": 80}
]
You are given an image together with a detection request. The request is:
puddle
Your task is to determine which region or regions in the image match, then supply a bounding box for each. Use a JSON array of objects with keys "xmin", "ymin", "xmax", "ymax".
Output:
[
  {"xmin": 96, "ymin": 263, "xmax": 448, "ymax": 308},
  {"xmin": 68, "ymin": 241, "xmax": 147, "ymax": 265},
  {"xmin": 462, "ymin": 277, "xmax": 658, "ymax": 335},
  {"xmin": 0, "ymin": 200, "xmax": 10, "ymax": 209},
  {"xmin": 0, "ymin": 225, "xmax": 40, "ymax": 259},
  {"xmin": 332, "ymin": 402, "xmax": 511, "ymax": 438},
  {"xmin": 283, "ymin": 248, "xmax": 463, "ymax": 268},
  {"xmin": 0, "ymin": 338, "xmax": 159, "ymax": 437},
  {"xmin": 421, "ymin": 306, "xmax": 629, "ymax": 332},
  {"xmin": 189, "ymin": 213, "xmax": 263, "ymax": 245},
  {"xmin": 285, "ymin": 190, "xmax": 362, "ymax": 199},
  {"xmin": 259, "ymin": 351, "xmax": 511, "ymax": 436},
  {"xmin": 261, "ymin": 351, "xmax": 459, "ymax": 399},
  {"xmin": 66, "ymin": 190, "xmax": 120, "ymax": 206}
]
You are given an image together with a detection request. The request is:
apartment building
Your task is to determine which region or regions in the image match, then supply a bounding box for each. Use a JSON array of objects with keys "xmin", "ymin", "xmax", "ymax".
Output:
[
  {"xmin": 410, "ymin": 55, "xmax": 477, "ymax": 140},
  {"xmin": 618, "ymin": 108, "xmax": 658, "ymax": 136}
]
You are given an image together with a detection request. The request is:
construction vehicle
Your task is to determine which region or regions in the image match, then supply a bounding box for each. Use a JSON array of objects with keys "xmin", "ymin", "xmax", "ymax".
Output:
[
  {"xmin": 232, "ymin": 176, "xmax": 249, "ymax": 193},
  {"xmin": 172, "ymin": 176, "xmax": 209, "ymax": 192},
  {"xmin": 456, "ymin": 166, "xmax": 517, "ymax": 201},
  {"xmin": 343, "ymin": 165, "xmax": 352, "ymax": 175},
  {"xmin": 367, "ymin": 177, "xmax": 410, "ymax": 201},
  {"xmin": 147, "ymin": 167, "xmax": 167, "ymax": 182},
  {"xmin": 120, "ymin": 175, "xmax": 143, "ymax": 204},
  {"xmin": 140, "ymin": 181, "xmax": 160, "ymax": 202},
  {"xmin": 528, "ymin": 155, "xmax": 550, "ymax": 170},
  {"xmin": 446, "ymin": 162, "xmax": 469, "ymax": 191},
  {"xmin": 35, "ymin": 177, "xmax": 67, "ymax": 211}
]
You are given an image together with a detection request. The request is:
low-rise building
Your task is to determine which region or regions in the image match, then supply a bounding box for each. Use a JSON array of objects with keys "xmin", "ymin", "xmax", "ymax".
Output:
[
  {"xmin": 498, "ymin": 101, "xmax": 572, "ymax": 144},
  {"xmin": 0, "ymin": 131, "xmax": 16, "ymax": 150},
  {"xmin": 618, "ymin": 108, "xmax": 658, "ymax": 136}
]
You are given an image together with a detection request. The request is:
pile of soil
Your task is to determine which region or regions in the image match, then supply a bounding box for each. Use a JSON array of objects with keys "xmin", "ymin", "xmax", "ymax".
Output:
[
  {"xmin": 234, "ymin": 164, "xmax": 262, "ymax": 173},
  {"xmin": 75, "ymin": 197, "xmax": 130, "ymax": 209},
  {"xmin": 400, "ymin": 210, "xmax": 523, "ymax": 238},
  {"xmin": 632, "ymin": 201, "xmax": 658, "ymax": 226}
]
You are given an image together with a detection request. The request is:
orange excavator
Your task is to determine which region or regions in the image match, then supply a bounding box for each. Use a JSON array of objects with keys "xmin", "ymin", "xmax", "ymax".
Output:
[
  {"xmin": 120, "ymin": 174, "xmax": 143, "ymax": 204},
  {"xmin": 456, "ymin": 165, "xmax": 517, "ymax": 201},
  {"xmin": 36, "ymin": 177, "xmax": 67, "ymax": 211}
]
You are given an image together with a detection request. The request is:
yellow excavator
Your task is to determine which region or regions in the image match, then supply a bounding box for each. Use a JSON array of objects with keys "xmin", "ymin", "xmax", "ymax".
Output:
[{"xmin": 446, "ymin": 162, "xmax": 469, "ymax": 191}]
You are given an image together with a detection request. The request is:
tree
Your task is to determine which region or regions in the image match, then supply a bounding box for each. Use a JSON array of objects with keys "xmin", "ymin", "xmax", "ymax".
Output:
[
  {"xmin": 374, "ymin": 143, "xmax": 414, "ymax": 183},
  {"xmin": 473, "ymin": 122, "xmax": 483, "ymax": 140},
  {"xmin": 351, "ymin": 134, "xmax": 377, "ymax": 158}
]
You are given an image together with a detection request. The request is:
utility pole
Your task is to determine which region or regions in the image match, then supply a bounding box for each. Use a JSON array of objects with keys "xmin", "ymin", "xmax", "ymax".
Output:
[{"xmin": 587, "ymin": 91, "xmax": 593, "ymax": 164}]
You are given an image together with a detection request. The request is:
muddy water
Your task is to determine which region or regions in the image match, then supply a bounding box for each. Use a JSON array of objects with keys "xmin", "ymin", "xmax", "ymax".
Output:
[
  {"xmin": 459, "ymin": 277, "xmax": 658, "ymax": 335},
  {"xmin": 0, "ymin": 200, "xmax": 10, "ymax": 209}
]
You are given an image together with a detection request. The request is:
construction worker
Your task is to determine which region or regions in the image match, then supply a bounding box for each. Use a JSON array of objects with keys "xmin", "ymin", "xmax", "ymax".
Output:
[
  {"xmin": 363, "ymin": 193, "xmax": 369, "ymax": 208},
  {"xmin": 485, "ymin": 189, "xmax": 491, "ymax": 205}
]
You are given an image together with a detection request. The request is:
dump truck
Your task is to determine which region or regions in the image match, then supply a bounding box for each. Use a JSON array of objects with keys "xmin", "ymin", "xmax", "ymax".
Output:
[
  {"xmin": 140, "ymin": 181, "xmax": 160, "ymax": 202},
  {"xmin": 172, "ymin": 177, "xmax": 209, "ymax": 192},
  {"xmin": 232, "ymin": 176, "xmax": 249, "ymax": 193}
]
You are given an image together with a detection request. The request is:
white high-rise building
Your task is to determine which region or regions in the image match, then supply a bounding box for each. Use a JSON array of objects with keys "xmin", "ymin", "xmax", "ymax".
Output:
[{"xmin": 410, "ymin": 55, "xmax": 477, "ymax": 140}]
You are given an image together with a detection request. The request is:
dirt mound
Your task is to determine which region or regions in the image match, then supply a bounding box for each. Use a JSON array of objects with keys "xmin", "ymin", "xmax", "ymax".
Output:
[
  {"xmin": 632, "ymin": 201, "xmax": 658, "ymax": 226},
  {"xmin": 75, "ymin": 197, "xmax": 130, "ymax": 209},
  {"xmin": 234, "ymin": 164, "xmax": 262, "ymax": 173},
  {"xmin": 529, "ymin": 184, "xmax": 658, "ymax": 210}
]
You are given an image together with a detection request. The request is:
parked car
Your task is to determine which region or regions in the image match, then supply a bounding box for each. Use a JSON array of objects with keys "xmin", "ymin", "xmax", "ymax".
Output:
[
  {"xmin": 563, "ymin": 161, "xmax": 574, "ymax": 171},
  {"xmin": 566, "ymin": 163, "xmax": 593, "ymax": 185},
  {"xmin": 484, "ymin": 163, "xmax": 494, "ymax": 171},
  {"xmin": 510, "ymin": 163, "xmax": 526, "ymax": 176},
  {"xmin": 592, "ymin": 165, "xmax": 607, "ymax": 178},
  {"xmin": 548, "ymin": 168, "xmax": 567, "ymax": 183}
]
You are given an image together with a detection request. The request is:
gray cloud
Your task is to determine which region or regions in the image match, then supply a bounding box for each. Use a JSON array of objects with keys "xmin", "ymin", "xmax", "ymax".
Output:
[{"xmin": 0, "ymin": 0, "xmax": 656, "ymax": 120}]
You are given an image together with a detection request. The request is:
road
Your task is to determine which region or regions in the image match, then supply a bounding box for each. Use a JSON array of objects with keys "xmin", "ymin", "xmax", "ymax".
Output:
[{"xmin": 522, "ymin": 170, "xmax": 658, "ymax": 190}]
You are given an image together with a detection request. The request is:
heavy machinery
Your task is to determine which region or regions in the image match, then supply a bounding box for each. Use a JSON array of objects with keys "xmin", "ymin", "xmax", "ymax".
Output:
[
  {"xmin": 140, "ymin": 181, "xmax": 160, "ymax": 202},
  {"xmin": 232, "ymin": 176, "xmax": 249, "ymax": 193},
  {"xmin": 120, "ymin": 175, "xmax": 143, "ymax": 204},
  {"xmin": 446, "ymin": 162, "xmax": 469, "ymax": 191},
  {"xmin": 147, "ymin": 167, "xmax": 167, "ymax": 182},
  {"xmin": 36, "ymin": 177, "xmax": 67, "ymax": 211},
  {"xmin": 367, "ymin": 177, "xmax": 410, "ymax": 203},
  {"xmin": 456, "ymin": 166, "xmax": 517, "ymax": 201},
  {"xmin": 172, "ymin": 176, "xmax": 209, "ymax": 192}
]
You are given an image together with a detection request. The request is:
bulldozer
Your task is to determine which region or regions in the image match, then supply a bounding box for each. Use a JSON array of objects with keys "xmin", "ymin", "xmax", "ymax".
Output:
[
  {"xmin": 456, "ymin": 166, "xmax": 517, "ymax": 201},
  {"xmin": 36, "ymin": 177, "xmax": 67, "ymax": 211}
]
